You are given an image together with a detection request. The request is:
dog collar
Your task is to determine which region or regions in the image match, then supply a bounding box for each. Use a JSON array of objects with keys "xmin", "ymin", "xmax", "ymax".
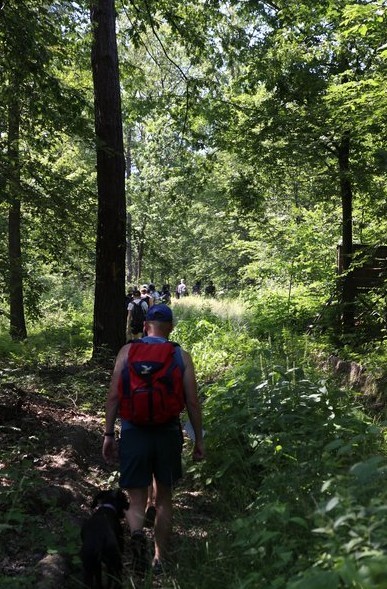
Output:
[{"xmin": 99, "ymin": 503, "xmax": 117, "ymax": 512}]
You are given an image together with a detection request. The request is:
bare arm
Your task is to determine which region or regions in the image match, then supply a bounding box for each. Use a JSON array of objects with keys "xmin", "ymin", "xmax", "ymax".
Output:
[
  {"xmin": 126, "ymin": 309, "xmax": 132, "ymax": 339},
  {"xmin": 102, "ymin": 344, "xmax": 130, "ymax": 463},
  {"xmin": 181, "ymin": 350, "xmax": 205, "ymax": 461}
]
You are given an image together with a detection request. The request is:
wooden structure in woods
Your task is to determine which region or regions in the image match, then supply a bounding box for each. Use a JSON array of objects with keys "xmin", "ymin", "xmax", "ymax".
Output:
[
  {"xmin": 308, "ymin": 245, "xmax": 387, "ymax": 334},
  {"xmin": 337, "ymin": 244, "xmax": 387, "ymax": 292}
]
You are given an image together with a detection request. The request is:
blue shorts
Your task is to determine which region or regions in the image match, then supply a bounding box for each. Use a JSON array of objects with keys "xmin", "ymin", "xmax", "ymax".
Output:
[{"xmin": 119, "ymin": 422, "xmax": 184, "ymax": 489}]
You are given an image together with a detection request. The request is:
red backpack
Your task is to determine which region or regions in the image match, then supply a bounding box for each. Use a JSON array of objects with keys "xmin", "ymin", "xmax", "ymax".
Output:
[{"xmin": 118, "ymin": 340, "xmax": 185, "ymax": 425}]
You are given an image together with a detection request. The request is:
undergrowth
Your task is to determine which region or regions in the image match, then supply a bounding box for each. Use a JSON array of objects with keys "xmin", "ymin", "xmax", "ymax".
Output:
[
  {"xmin": 173, "ymin": 295, "xmax": 387, "ymax": 588},
  {"xmin": 192, "ymin": 364, "xmax": 387, "ymax": 588},
  {"xmin": 1, "ymin": 291, "xmax": 387, "ymax": 587}
]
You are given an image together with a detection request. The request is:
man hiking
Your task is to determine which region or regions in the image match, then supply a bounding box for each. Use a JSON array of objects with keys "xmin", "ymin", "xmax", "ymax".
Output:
[
  {"xmin": 176, "ymin": 279, "xmax": 188, "ymax": 299},
  {"xmin": 126, "ymin": 288, "xmax": 148, "ymax": 340},
  {"xmin": 102, "ymin": 304, "xmax": 205, "ymax": 576}
]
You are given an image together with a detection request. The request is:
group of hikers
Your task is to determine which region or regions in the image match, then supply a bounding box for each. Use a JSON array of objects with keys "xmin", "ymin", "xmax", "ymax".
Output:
[
  {"xmin": 176, "ymin": 278, "xmax": 216, "ymax": 299},
  {"xmin": 125, "ymin": 283, "xmax": 171, "ymax": 341},
  {"xmin": 126, "ymin": 279, "xmax": 216, "ymax": 341},
  {"xmin": 103, "ymin": 287, "xmax": 205, "ymax": 579}
]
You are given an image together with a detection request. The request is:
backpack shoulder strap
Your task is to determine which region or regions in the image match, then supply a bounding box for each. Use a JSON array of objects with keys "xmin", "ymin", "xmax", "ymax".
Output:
[
  {"xmin": 120, "ymin": 345, "xmax": 131, "ymax": 398},
  {"xmin": 169, "ymin": 341, "xmax": 184, "ymax": 373}
]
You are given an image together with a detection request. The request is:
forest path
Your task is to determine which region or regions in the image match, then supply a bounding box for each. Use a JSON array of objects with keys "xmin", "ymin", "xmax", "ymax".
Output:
[{"xmin": 0, "ymin": 379, "xmax": 212, "ymax": 589}]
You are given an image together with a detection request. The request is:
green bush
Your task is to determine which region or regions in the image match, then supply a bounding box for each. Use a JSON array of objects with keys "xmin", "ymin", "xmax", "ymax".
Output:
[
  {"xmin": 187, "ymin": 340, "xmax": 387, "ymax": 588},
  {"xmin": 2, "ymin": 285, "xmax": 387, "ymax": 588},
  {"xmin": 245, "ymin": 286, "xmax": 326, "ymax": 340}
]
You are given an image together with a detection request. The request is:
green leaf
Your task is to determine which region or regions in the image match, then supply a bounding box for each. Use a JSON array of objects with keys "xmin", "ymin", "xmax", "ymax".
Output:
[
  {"xmin": 287, "ymin": 570, "xmax": 340, "ymax": 589},
  {"xmin": 350, "ymin": 456, "xmax": 384, "ymax": 481},
  {"xmin": 289, "ymin": 516, "xmax": 308, "ymax": 529}
]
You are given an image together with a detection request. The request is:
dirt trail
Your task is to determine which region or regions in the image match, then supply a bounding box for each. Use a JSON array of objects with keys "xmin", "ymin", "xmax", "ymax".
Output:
[{"xmin": 0, "ymin": 384, "xmax": 210, "ymax": 588}]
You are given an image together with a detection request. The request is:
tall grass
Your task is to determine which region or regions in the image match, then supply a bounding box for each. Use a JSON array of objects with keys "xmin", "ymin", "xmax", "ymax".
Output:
[{"xmin": 173, "ymin": 295, "xmax": 248, "ymax": 322}]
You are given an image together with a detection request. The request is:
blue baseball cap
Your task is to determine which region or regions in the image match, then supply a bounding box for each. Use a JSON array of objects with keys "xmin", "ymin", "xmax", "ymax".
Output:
[{"xmin": 145, "ymin": 304, "xmax": 173, "ymax": 322}]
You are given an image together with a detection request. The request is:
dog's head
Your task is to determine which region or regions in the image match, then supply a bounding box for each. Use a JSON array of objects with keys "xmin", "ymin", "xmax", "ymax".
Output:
[{"xmin": 91, "ymin": 489, "xmax": 129, "ymax": 519}]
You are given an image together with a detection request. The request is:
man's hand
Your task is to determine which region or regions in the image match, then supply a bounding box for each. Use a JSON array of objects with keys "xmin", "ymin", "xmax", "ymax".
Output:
[
  {"xmin": 192, "ymin": 440, "xmax": 205, "ymax": 461},
  {"xmin": 102, "ymin": 436, "xmax": 118, "ymax": 464}
]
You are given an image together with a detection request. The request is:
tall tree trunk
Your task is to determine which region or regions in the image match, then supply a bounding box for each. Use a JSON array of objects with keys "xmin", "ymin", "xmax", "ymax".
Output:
[
  {"xmin": 8, "ymin": 91, "xmax": 27, "ymax": 341},
  {"xmin": 338, "ymin": 131, "xmax": 355, "ymax": 330},
  {"xmin": 91, "ymin": 0, "xmax": 126, "ymax": 360}
]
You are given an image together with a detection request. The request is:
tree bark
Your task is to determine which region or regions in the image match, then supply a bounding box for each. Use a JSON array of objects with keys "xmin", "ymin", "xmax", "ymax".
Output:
[
  {"xmin": 90, "ymin": 0, "xmax": 126, "ymax": 360},
  {"xmin": 8, "ymin": 90, "xmax": 27, "ymax": 341}
]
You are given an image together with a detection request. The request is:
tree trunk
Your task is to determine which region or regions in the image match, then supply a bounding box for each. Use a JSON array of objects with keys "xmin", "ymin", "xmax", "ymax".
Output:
[
  {"xmin": 8, "ymin": 91, "xmax": 27, "ymax": 341},
  {"xmin": 338, "ymin": 132, "xmax": 355, "ymax": 331},
  {"xmin": 90, "ymin": 0, "xmax": 126, "ymax": 360}
]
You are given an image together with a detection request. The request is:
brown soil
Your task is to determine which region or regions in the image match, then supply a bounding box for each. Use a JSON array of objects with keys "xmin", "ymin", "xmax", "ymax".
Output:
[{"xmin": 0, "ymin": 379, "xmax": 210, "ymax": 589}]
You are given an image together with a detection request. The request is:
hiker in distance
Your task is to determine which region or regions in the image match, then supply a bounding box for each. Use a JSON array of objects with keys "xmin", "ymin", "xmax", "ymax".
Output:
[
  {"xmin": 175, "ymin": 278, "xmax": 188, "ymax": 299},
  {"xmin": 102, "ymin": 304, "xmax": 205, "ymax": 575},
  {"xmin": 126, "ymin": 288, "xmax": 148, "ymax": 340}
]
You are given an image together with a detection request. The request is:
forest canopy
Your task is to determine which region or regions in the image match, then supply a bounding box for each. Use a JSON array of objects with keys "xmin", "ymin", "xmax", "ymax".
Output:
[{"xmin": 0, "ymin": 0, "xmax": 386, "ymax": 351}]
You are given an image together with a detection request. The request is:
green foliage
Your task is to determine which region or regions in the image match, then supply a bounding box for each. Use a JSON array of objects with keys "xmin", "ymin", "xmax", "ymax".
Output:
[
  {"xmin": 245, "ymin": 285, "xmax": 328, "ymax": 340},
  {"xmin": 195, "ymin": 367, "xmax": 386, "ymax": 587},
  {"xmin": 179, "ymin": 301, "xmax": 387, "ymax": 588},
  {"xmin": 0, "ymin": 1, "xmax": 386, "ymax": 583},
  {"xmin": 0, "ymin": 0, "xmax": 94, "ymax": 334},
  {"xmin": 1, "ymin": 286, "xmax": 387, "ymax": 587},
  {"xmin": 172, "ymin": 298, "xmax": 260, "ymax": 385},
  {"xmin": 1, "ymin": 0, "xmax": 386, "ymax": 349},
  {"xmin": 0, "ymin": 278, "xmax": 93, "ymax": 366}
]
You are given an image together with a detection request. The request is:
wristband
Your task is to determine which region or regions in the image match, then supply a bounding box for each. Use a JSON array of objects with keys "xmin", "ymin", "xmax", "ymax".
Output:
[{"xmin": 104, "ymin": 432, "xmax": 115, "ymax": 437}]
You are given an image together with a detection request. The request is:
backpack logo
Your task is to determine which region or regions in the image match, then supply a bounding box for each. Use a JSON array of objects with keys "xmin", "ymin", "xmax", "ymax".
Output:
[
  {"xmin": 118, "ymin": 341, "xmax": 185, "ymax": 425},
  {"xmin": 140, "ymin": 364, "xmax": 152, "ymax": 375}
]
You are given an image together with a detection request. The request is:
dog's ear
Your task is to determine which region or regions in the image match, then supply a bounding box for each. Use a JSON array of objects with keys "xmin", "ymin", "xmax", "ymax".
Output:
[
  {"xmin": 121, "ymin": 493, "xmax": 130, "ymax": 511},
  {"xmin": 91, "ymin": 490, "xmax": 107, "ymax": 509},
  {"xmin": 114, "ymin": 490, "xmax": 130, "ymax": 513}
]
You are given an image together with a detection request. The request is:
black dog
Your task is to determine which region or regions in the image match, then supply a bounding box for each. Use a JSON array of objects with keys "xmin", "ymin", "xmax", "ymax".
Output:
[{"xmin": 80, "ymin": 489, "xmax": 129, "ymax": 589}]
